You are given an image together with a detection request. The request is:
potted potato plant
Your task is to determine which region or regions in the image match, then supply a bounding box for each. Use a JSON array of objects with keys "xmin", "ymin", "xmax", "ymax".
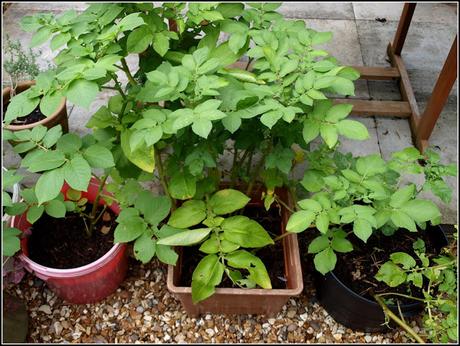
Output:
[
  {"xmin": 16, "ymin": 2, "xmax": 371, "ymax": 315},
  {"xmin": 285, "ymin": 144, "xmax": 457, "ymax": 332},
  {"xmin": 3, "ymin": 124, "xmax": 131, "ymax": 304},
  {"xmin": 2, "ymin": 35, "xmax": 68, "ymax": 133}
]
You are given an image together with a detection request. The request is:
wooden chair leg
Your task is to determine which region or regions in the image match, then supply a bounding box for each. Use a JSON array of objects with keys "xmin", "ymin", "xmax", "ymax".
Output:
[
  {"xmin": 415, "ymin": 36, "xmax": 458, "ymax": 153},
  {"xmin": 393, "ymin": 3, "xmax": 417, "ymax": 55}
]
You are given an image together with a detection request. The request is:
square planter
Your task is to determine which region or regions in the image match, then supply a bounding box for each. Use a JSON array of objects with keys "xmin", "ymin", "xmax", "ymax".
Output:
[{"xmin": 167, "ymin": 186, "xmax": 303, "ymax": 316}]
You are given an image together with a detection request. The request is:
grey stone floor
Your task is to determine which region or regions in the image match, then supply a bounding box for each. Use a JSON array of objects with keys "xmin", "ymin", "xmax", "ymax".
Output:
[{"xmin": 2, "ymin": 2, "xmax": 458, "ymax": 223}]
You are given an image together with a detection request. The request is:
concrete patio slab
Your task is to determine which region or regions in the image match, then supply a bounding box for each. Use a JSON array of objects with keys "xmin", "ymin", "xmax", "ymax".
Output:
[
  {"xmin": 279, "ymin": 2, "xmax": 355, "ymax": 20},
  {"xmin": 353, "ymin": 2, "xmax": 458, "ymax": 24}
]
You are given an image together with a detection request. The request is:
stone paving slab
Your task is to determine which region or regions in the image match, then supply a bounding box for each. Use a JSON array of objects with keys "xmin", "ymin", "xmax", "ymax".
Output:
[
  {"xmin": 356, "ymin": 19, "xmax": 458, "ymax": 103},
  {"xmin": 279, "ymin": 2, "xmax": 354, "ymax": 20},
  {"xmin": 352, "ymin": 2, "xmax": 458, "ymax": 24}
]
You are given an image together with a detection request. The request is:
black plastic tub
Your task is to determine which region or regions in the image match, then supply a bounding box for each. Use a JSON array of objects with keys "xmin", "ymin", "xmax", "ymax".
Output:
[{"xmin": 315, "ymin": 225, "xmax": 449, "ymax": 332}]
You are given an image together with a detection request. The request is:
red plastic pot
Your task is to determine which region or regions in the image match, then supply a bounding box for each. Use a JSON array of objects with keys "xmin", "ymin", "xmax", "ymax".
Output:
[{"xmin": 13, "ymin": 177, "xmax": 128, "ymax": 304}]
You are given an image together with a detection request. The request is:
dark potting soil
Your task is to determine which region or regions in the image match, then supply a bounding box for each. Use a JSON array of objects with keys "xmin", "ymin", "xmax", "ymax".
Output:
[
  {"xmin": 27, "ymin": 205, "xmax": 116, "ymax": 269},
  {"xmin": 299, "ymin": 228, "xmax": 440, "ymax": 305},
  {"xmin": 179, "ymin": 205, "xmax": 287, "ymax": 289},
  {"xmin": 3, "ymin": 104, "xmax": 46, "ymax": 125}
]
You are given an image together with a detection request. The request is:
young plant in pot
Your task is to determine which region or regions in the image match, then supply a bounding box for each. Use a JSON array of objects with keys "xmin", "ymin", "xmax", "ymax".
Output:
[
  {"xmin": 18, "ymin": 2, "xmax": 369, "ymax": 315},
  {"xmin": 285, "ymin": 144, "xmax": 457, "ymax": 333},
  {"xmin": 3, "ymin": 124, "xmax": 130, "ymax": 304},
  {"xmin": 2, "ymin": 35, "xmax": 68, "ymax": 133}
]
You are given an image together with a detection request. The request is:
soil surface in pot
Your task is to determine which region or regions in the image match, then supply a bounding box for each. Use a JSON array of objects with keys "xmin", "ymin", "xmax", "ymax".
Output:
[
  {"xmin": 179, "ymin": 205, "xmax": 287, "ymax": 289},
  {"xmin": 3, "ymin": 104, "xmax": 46, "ymax": 125},
  {"xmin": 300, "ymin": 229, "xmax": 440, "ymax": 305},
  {"xmin": 27, "ymin": 205, "xmax": 116, "ymax": 269}
]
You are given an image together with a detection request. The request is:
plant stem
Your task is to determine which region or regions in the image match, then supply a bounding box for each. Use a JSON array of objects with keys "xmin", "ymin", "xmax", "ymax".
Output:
[
  {"xmin": 121, "ymin": 58, "xmax": 137, "ymax": 87},
  {"xmin": 109, "ymin": 73, "xmax": 126, "ymax": 99},
  {"xmin": 373, "ymin": 294, "xmax": 425, "ymax": 343},
  {"xmin": 88, "ymin": 174, "xmax": 109, "ymax": 237},
  {"xmin": 273, "ymin": 231, "xmax": 292, "ymax": 243},
  {"xmin": 155, "ymin": 147, "xmax": 176, "ymax": 210},
  {"xmin": 375, "ymin": 292, "xmax": 427, "ymax": 303},
  {"xmin": 245, "ymin": 57, "xmax": 253, "ymax": 71},
  {"xmin": 275, "ymin": 195, "xmax": 295, "ymax": 213}
]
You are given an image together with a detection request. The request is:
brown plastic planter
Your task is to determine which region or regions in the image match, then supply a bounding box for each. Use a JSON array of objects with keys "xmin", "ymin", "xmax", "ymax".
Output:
[
  {"xmin": 3, "ymin": 81, "xmax": 68, "ymax": 133},
  {"xmin": 167, "ymin": 186, "xmax": 303, "ymax": 316}
]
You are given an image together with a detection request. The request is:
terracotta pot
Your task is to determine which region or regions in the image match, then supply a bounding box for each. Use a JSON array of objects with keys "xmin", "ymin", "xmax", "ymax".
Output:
[
  {"xmin": 167, "ymin": 186, "xmax": 303, "ymax": 316},
  {"xmin": 13, "ymin": 177, "xmax": 128, "ymax": 304},
  {"xmin": 315, "ymin": 224, "xmax": 449, "ymax": 332},
  {"xmin": 3, "ymin": 81, "xmax": 69, "ymax": 133}
]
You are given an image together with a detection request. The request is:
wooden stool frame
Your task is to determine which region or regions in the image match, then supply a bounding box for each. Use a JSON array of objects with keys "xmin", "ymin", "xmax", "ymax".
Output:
[{"xmin": 336, "ymin": 3, "xmax": 457, "ymax": 153}]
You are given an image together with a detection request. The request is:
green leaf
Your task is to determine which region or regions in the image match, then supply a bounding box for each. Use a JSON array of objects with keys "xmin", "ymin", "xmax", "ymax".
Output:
[
  {"xmin": 314, "ymin": 247, "xmax": 337, "ymax": 275},
  {"xmin": 40, "ymin": 91, "xmax": 64, "ymax": 117},
  {"xmin": 356, "ymin": 154, "xmax": 386, "ymax": 176},
  {"xmin": 120, "ymin": 129, "xmax": 155, "ymax": 173},
  {"xmin": 286, "ymin": 210, "xmax": 315, "ymax": 233},
  {"xmin": 312, "ymin": 31, "xmax": 332, "ymax": 45},
  {"xmin": 44, "ymin": 199, "xmax": 66, "ymax": 218},
  {"xmin": 4, "ymin": 92, "xmax": 40, "ymax": 124},
  {"xmin": 83, "ymin": 145, "xmax": 115, "ymax": 168},
  {"xmin": 260, "ymin": 110, "xmax": 283, "ymax": 129},
  {"xmin": 156, "ymin": 244, "xmax": 179, "ymax": 265},
  {"xmin": 320, "ymin": 124, "xmax": 338, "ymax": 148},
  {"xmin": 302, "ymin": 119, "xmax": 320, "ymax": 145},
  {"xmin": 316, "ymin": 211, "xmax": 330, "ymax": 234},
  {"xmin": 133, "ymin": 233, "xmax": 157, "ymax": 263},
  {"xmin": 301, "ymin": 170, "xmax": 324, "ymax": 192},
  {"xmin": 192, "ymin": 119, "xmax": 213, "ymax": 138},
  {"xmin": 222, "ymin": 113, "xmax": 241, "ymax": 133},
  {"xmin": 157, "ymin": 228, "xmax": 212, "ymax": 246},
  {"xmin": 63, "ymin": 155, "xmax": 92, "ymax": 191},
  {"xmin": 30, "ymin": 26, "xmax": 52, "ymax": 47},
  {"xmin": 66, "ymin": 79, "xmax": 99, "ymax": 109},
  {"xmin": 407, "ymin": 272, "xmax": 423, "ymax": 288},
  {"xmin": 169, "ymin": 172, "xmax": 196, "ymax": 200},
  {"xmin": 307, "ymin": 89, "xmax": 327, "ymax": 100},
  {"xmin": 330, "ymin": 77, "xmax": 355, "ymax": 96},
  {"xmin": 191, "ymin": 254, "xmax": 225, "ymax": 303},
  {"xmin": 308, "ymin": 235, "xmax": 330, "ymax": 254},
  {"xmin": 400, "ymin": 199, "xmax": 441, "ymax": 223},
  {"xmin": 390, "ymin": 252, "xmax": 416, "ymax": 269},
  {"xmin": 50, "ymin": 32, "xmax": 71, "ymax": 51},
  {"xmin": 336, "ymin": 120, "xmax": 369, "ymax": 140},
  {"xmin": 3, "ymin": 227, "xmax": 22, "ymax": 257},
  {"xmin": 325, "ymin": 104, "xmax": 353, "ymax": 122},
  {"xmin": 27, "ymin": 205, "xmax": 45, "ymax": 224},
  {"xmin": 127, "ymin": 26, "xmax": 153, "ymax": 53},
  {"xmin": 331, "ymin": 237, "xmax": 353, "ymax": 253},
  {"xmin": 56, "ymin": 133, "xmax": 82, "ymax": 154},
  {"xmin": 26, "ymin": 150, "xmax": 65, "ymax": 173},
  {"xmin": 168, "ymin": 200, "xmax": 206, "ymax": 229},
  {"xmin": 375, "ymin": 262, "xmax": 406, "ymax": 287},
  {"xmin": 222, "ymin": 216, "xmax": 274, "ymax": 247},
  {"xmin": 353, "ymin": 218, "xmax": 373, "ymax": 242},
  {"xmin": 391, "ymin": 210, "xmax": 417, "ymax": 232},
  {"xmin": 225, "ymin": 250, "xmax": 271, "ymax": 289},
  {"xmin": 297, "ymin": 199, "xmax": 322, "ymax": 213},
  {"xmin": 390, "ymin": 184, "xmax": 416, "ymax": 208},
  {"xmin": 41, "ymin": 125, "xmax": 63, "ymax": 148},
  {"xmin": 114, "ymin": 216, "xmax": 147, "ymax": 243},
  {"xmin": 152, "ymin": 32, "xmax": 169, "ymax": 57},
  {"xmin": 118, "ymin": 12, "xmax": 145, "ymax": 31},
  {"xmin": 35, "ymin": 168, "xmax": 64, "ymax": 205},
  {"xmin": 209, "ymin": 189, "xmax": 250, "ymax": 215},
  {"xmin": 136, "ymin": 192, "xmax": 171, "ymax": 226}
]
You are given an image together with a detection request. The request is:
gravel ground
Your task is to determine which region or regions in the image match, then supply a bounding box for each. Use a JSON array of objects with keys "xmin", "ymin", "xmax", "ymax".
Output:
[{"xmin": 4, "ymin": 247, "xmax": 421, "ymax": 344}]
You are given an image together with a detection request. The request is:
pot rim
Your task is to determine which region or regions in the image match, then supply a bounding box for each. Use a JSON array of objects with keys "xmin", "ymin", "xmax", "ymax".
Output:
[
  {"xmin": 325, "ymin": 224, "xmax": 449, "ymax": 309},
  {"xmin": 3, "ymin": 81, "xmax": 67, "ymax": 131}
]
